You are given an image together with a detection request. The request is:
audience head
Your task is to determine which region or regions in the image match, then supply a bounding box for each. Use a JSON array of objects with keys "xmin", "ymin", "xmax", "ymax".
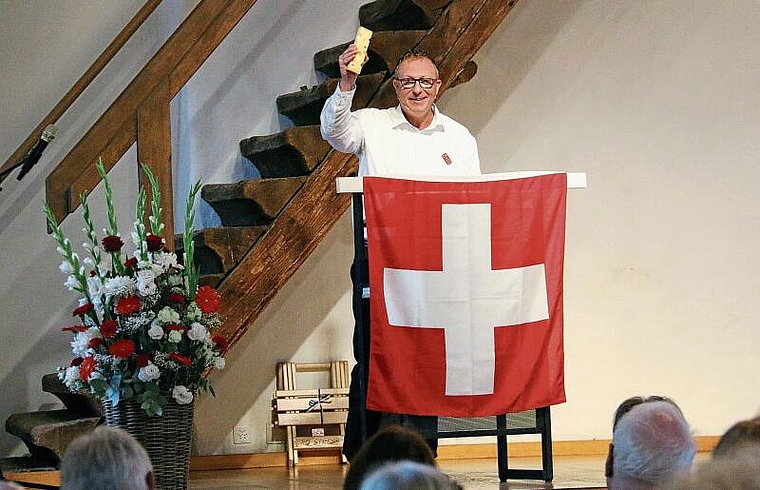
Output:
[
  {"xmin": 60, "ymin": 425, "xmax": 155, "ymax": 490},
  {"xmin": 343, "ymin": 425, "xmax": 436, "ymax": 490},
  {"xmin": 713, "ymin": 416, "xmax": 760, "ymax": 459},
  {"xmin": 606, "ymin": 396, "xmax": 696, "ymax": 490},
  {"xmin": 0, "ymin": 482, "xmax": 24, "ymax": 489},
  {"xmin": 359, "ymin": 461, "xmax": 460, "ymax": 490},
  {"xmin": 665, "ymin": 454, "xmax": 760, "ymax": 490}
]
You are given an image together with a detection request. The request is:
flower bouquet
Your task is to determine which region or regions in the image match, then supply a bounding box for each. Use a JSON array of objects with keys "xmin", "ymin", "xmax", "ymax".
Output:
[{"xmin": 45, "ymin": 160, "xmax": 227, "ymax": 417}]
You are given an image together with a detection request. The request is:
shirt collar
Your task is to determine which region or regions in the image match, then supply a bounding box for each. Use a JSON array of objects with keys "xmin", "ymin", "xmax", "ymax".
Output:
[{"xmin": 390, "ymin": 104, "xmax": 445, "ymax": 133}]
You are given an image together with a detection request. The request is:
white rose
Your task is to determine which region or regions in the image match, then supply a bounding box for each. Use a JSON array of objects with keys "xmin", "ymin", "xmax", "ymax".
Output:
[
  {"xmin": 137, "ymin": 362, "xmax": 161, "ymax": 382},
  {"xmin": 213, "ymin": 357, "xmax": 226, "ymax": 370},
  {"xmin": 172, "ymin": 385, "xmax": 194, "ymax": 405},
  {"xmin": 187, "ymin": 322, "xmax": 208, "ymax": 342},
  {"xmin": 157, "ymin": 306, "xmax": 180, "ymax": 324},
  {"xmin": 148, "ymin": 320, "xmax": 164, "ymax": 340},
  {"xmin": 168, "ymin": 330, "xmax": 183, "ymax": 343}
]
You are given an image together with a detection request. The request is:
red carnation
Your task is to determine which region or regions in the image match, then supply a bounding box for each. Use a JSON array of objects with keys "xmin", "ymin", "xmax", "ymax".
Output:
[
  {"xmin": 72, "ymin": 303, "xmax": 94, "ymax": 317},
  {"xmin": 136, "ymin": 354, "xmax": 151, "ymax": 368},
  {"xmin": 79, "ymin": 356, "xmax": 97, "ymax": 381},
  {"xmin": 195, "ymin": 286, "xmax": 221, "ymax": 314},
  {"xmin": 124, "ymin": 257, "xmax": 138, "ymax": 269},
  {"xmin": 70, "ymin": 357, "xmax": 84, "ymax": 367},
  {"xmin": 101, "ymin": 235, "xmax": 124, "ymax": 253},
  {"xmin": 108, "ymin": 339, "xmax": 135, "ymax": 359},
  {"xmin": 168, "ymin": 292, "xmax": 186, "ymax": 303},
  {"xmin": 165, "ymin": 323, "xmax": 187, "ymax": 332},
  {"xmin": 62, "ymin": 325, "xmax": 88, "ymax": 333},
  {"xmin": 99, "ymin": 319, "xmax": 118, "ymax": 338},
  {"xmin": 115, "ymin": 295, "xmax": 140, "ymax": 315},
  {"xmin": 88, "ymin": 338, "xmax": 101, "ymax": 349},
  {"xmin": 146, "ymin": 234, "xmax": 164, "ymax": 252},
  {"xmin": 212, "ymin": 335, "xmax": 229, "ymax": 353},
  {"xmin": 170, "ymin": 352, "xmax": 192, "ymax": 366}
]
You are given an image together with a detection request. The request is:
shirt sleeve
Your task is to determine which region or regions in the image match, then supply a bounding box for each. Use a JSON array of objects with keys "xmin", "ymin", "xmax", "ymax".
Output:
[{"xmin": 320, "ymin": 85, "xmax": 364, "ymax": 155}]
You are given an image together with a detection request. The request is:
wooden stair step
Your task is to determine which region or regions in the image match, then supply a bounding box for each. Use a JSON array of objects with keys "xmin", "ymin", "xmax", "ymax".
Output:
[
  {"xmin": 240, "ymin": 126, "xmax": 330, "ymax": 178},
  {"xmin": 276, "ymin": 72, "xmax": 386, "ymax": 127},
  {"xmin": 202, "ymin": 177, "xmax": 308, "ymax": 226},
  {"xmin": 41, "ymin": 373, "xmax": 101, "ymax": 417},
  {"xmin": 0, "ymin": 456, "xmax": 59, "ymax": 476},
  {"xmin": 359, "ymin": 0, "xmax": 452, "ymax": 32},
  {"xmin": 177, "ymin": 225, "xmax": 268, "ymax": 275},
  {"xmin": 199, "ymin": 273, "xmax": 225, "ymax": 288},
  {"xmin": 5, "ymin": 410, "xmax": 101, "ymax": 460},
  {"xmin": 313, "ymin": 30, "xmax": 427, "ymax": 79}
]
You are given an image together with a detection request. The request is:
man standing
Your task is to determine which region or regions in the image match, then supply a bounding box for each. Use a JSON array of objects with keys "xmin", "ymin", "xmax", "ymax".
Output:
[{"xmin": 320, "ymin": 44, "xmax": 481, "ymax": 460}]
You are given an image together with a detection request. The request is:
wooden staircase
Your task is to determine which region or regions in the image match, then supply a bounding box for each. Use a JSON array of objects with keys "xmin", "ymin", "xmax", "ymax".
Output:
[
  {"xmin": 2, "ymin": 0, "xmax": 517, "ymax": 479},
  {"xmin": 203, "ymin": 0, "xmax": 517, "ymax": 349}
]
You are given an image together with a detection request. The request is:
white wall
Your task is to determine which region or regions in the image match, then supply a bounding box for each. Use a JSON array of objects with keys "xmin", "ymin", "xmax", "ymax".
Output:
[
  {"xmin": 1, "ymin": 0, "xmax": 759, "ymax": 459},
  {"xmin": 441, "ymin": 0, "xmax": 760, "ymax": 439}
]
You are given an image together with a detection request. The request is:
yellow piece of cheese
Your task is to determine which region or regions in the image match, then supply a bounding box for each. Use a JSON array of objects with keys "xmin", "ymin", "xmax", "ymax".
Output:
[{"xmin": 346, "ymin": 26, "xmax": 372, "ymax": 74}]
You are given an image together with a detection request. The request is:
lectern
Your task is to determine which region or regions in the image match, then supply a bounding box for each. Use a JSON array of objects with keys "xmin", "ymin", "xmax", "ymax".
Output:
[{"xmin": 337, "ymin": 172, "xmax": 586, "ymax": 482}]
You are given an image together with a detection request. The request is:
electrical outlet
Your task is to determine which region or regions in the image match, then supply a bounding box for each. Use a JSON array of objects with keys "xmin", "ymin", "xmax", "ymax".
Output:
[{"xmin": 232, "ymin": 425, "xmax": 252, "ymax": 444}]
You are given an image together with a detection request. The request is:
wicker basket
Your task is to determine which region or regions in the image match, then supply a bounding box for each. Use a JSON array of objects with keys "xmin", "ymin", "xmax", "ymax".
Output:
[{"xmin": 103, "ymin": 396, "xmax": 194, "ymax": 490}]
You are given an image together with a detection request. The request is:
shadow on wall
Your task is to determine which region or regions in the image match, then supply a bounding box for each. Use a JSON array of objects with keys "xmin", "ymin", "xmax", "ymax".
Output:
[{"xmin": 194, "ymin": 211, "xmax": 355, "ymax": 454}]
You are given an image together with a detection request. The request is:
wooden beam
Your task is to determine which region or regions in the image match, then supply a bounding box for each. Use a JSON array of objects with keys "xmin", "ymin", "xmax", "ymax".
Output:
[
  {"xmin": 0, "ymin": 0, "xmax": 162, "ymax": 184},
  {"xmin": 215, "ymin": 0, "xmax": 516, "ymax": 349},
  {"xmin": 137, "ymin": 79, "xmax": 174, "ymax": 246},
  {"xmin": 46, "ymin": 0, "xmax": 260, "ymax": 223}
]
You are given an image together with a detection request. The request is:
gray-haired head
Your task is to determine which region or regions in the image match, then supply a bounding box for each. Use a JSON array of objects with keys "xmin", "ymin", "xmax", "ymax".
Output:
[
  {"xmin": 608, "ymin": 400, "xmax": 696, "ymax": 490},
  {"xmin": 359, "ymin": 461, "xmax": 460, "ymax": 490},
  {"xmin": 60, "ymin": 425, "xmax": 155, "ymax": 490}
]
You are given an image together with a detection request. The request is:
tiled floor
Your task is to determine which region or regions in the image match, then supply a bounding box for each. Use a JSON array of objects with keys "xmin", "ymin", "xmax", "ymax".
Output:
[{"xmin": 188, "ymin": 455, "xmax": 608, "ymax": 489}]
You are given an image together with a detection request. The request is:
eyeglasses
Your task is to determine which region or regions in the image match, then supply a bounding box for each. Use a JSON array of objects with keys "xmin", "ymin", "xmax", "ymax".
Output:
[{"xmin": 394, "ymin": 77, "xmax": 438, "ymax": 90}]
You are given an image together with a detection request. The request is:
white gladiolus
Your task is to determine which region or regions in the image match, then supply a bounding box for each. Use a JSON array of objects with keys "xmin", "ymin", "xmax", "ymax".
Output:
[
  {"xmin": 64, "ymin": 275, "xmax": 78, "ymax": 290},
  {"xmin": 59, "ymin": 261, "xmax": 74, "ymax": 275},
  {"xmin": 172, "ymin": 385, "xmax": 194, "ymax": 404}
]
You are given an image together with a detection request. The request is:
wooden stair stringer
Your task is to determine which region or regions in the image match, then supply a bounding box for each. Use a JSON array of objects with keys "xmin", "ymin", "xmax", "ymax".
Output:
[{"xmin": 215, "ymin": 0, "xmax": 518, "ymax": 349}]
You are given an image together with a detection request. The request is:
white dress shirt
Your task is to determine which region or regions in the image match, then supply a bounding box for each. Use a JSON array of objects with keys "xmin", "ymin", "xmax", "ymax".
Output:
[{"xmin": 320, "ymin": 86, "xmax": 481, "ymax": 177}]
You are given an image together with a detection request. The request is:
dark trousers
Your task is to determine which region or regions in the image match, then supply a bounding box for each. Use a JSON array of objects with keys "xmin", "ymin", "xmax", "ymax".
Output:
[{"xmin": 342, "ymin": 261, "xmax": 438, "ymax": 460}]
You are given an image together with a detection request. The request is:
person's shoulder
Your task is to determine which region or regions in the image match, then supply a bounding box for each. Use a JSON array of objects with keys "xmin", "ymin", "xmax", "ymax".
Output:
[{"xmin": 437, "ymin": 111, "xmax": 475, "ymax": 138}]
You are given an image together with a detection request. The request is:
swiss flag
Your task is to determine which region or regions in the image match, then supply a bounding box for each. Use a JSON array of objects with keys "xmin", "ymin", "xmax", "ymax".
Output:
[{"xmin": 364, "ymin": 174, "xmax": 567, "ymax": 417}]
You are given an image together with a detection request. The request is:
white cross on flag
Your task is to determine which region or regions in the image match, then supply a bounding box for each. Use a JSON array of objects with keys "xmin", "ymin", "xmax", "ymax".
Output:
[{"xmin": 364, "ymin": 174, "xmax": 567, "ymax": 417}]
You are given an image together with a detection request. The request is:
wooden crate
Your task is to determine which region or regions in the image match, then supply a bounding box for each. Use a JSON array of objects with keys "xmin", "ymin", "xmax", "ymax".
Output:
[{"xmin": 274, "ymin": 361, "xmax": 349, "ymax": 465}]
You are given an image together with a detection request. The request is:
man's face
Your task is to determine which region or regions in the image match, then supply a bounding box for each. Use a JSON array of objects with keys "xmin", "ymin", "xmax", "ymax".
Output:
[{"xmin": 393, "ymin": 57, "xmax": 441, "ymax": 123}]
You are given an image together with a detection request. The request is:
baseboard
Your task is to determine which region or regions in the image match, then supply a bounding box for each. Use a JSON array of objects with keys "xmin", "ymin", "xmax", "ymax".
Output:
[{"xmin": 188, "ymin": 435, "xmax": 720, "ymax": 471}]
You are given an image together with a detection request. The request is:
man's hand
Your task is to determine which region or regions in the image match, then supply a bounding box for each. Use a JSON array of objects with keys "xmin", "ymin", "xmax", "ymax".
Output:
[{"xmin": 338, "ymin": 44, "xmax": 367, "ymax": 92}]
